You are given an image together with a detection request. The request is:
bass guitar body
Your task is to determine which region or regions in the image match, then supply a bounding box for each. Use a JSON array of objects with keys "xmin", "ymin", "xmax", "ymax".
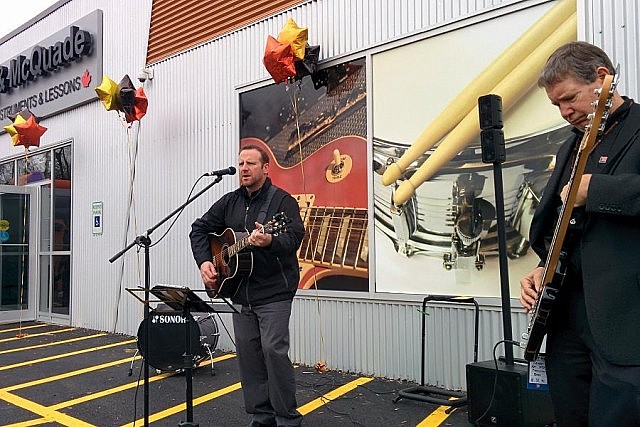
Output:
[{"xmin": 522, "ymin": 250, "xmax": 568, "ymax": 360}]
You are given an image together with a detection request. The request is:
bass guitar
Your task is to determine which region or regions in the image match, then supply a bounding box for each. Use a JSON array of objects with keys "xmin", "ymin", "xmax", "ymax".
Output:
[
  {"xmin": 521, "ymin": 72, "xmax": 617, "ymax": 361},
  {"xmin": 207, "ymin": 212, "xmax": 290, "ymax": 298}
]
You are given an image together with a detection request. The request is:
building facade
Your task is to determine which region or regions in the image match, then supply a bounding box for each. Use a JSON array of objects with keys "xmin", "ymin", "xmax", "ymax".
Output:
[{"xmin": 0, "ymin": 0, "xmax": 637, "ymax": 389}]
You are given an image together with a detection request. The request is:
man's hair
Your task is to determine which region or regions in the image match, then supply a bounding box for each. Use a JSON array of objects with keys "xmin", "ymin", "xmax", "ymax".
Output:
[
  {"xmin": 240, "ymin": 144, "xmax": 270, "ymax": 165},
  {"xmin": 538, "ymin": 41, "xmax": 615, "ymax": 88}
]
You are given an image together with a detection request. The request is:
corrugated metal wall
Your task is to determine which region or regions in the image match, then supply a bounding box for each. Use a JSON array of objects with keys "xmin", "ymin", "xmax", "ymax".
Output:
[
  {"xmin": 132, "ymin": 0, "xmax": 546, "ymax": 389},
  {"xmin": 2, "ymin": 0, "xmax": 638, "ymax": 390},
  {"xmin": 579, "ymin": 0, "xmax": 640, "ymax": 99}
]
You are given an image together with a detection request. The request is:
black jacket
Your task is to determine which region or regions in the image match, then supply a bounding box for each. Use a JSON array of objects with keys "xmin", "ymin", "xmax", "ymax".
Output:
[
  {"xmin": 189, "ymin": 178, "xmax": 304, "ymax": 306},
  {"xmin": 529, "ymin": 101, "xmax": 640, "ymax": 364}
]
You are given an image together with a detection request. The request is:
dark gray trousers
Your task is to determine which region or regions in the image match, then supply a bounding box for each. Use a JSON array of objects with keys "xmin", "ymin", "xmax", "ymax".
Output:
[
  {"xmin": 233, "ymin": 299, "xmax": 302, "ymax": 426},
  {"xmin": 546, "ymin": 285, "xmax": 640, "ymax": 426}
]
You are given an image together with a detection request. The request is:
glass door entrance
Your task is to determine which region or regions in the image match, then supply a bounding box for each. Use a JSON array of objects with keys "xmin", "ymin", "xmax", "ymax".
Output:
[{"xmin": 0, "ymin": 185, "xmax": 37, "ymax": 323}]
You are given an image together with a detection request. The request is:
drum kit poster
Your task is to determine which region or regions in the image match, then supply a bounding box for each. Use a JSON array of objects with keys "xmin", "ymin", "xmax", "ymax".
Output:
[{"xmin": 372, "ymin": 0, "xmax": 574, "ymax": 297}]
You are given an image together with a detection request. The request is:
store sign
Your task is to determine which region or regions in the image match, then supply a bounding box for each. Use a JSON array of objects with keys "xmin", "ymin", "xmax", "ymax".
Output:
[{"xmin": 0, "ymin": 9, "xmax": 103, "ymax": 125}]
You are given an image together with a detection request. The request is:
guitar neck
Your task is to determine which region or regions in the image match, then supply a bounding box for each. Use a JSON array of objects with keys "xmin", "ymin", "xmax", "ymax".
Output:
[
  {"xmin": 299, "ymin": 206, "xmax": 368, "ymax": 270},
  {"xmin": 529, "ymin": 73, "xmax": 615, "ymax": 320}
]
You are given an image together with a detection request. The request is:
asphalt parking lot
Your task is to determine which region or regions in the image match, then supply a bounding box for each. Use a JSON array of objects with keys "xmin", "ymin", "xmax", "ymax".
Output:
[{"xmin": 0, "ymin": 320, "xmax": 472, "ymax": 426}]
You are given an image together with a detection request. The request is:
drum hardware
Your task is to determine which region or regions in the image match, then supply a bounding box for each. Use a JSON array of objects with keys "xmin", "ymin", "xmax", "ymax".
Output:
[
  {"xmin": 389, "ymin": 192, "xmax": 418, "ymax": 256},
  {"xmin": 446, "ymin": 173, "xmax": 496, "ymax": 271},
  {"xmin": 373, "ymin": 126, "xmax": 570, "ymax": 270},
  {"xmin": 507, "ymin": 180, "xmax": 541, "ymax": 259}
]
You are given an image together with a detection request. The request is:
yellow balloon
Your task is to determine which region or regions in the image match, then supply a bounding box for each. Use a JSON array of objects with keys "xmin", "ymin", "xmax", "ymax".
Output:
[
  {"xmin": 4, "ymin": 114, "xmax": 26, "ymax": 137},
  {"xmin": 95, "ymin": 75, "xmax": 119, "ymax": 111},
  {"xmin": 277, "ymin": 18, "xmax": 308, "ymax": 60}
]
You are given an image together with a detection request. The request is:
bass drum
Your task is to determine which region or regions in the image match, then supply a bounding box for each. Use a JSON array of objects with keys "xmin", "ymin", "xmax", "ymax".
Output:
[{"xmin": 136, "ymin": 310, "xmax": 219, "ymax": 372}]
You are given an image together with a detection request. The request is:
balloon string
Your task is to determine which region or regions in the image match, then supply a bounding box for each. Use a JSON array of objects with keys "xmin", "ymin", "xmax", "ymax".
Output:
[
  {"xmin": 288, "ymin": 80, "xmax": 327, "ymax": 365},
  {"xmin": 15, "ymin": 150, "xmax": 31, "ymax": 338},
  {"xmin": 113, "ymin": 114, "xmax": 143, "ymax": 332}
]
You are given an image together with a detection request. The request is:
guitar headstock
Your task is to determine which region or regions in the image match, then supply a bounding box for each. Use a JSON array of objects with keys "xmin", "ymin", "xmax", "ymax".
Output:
[
  {"xmin": 264, "ymin": 212, "xmax": 291, "ymax": 236},
  {"xmin": 583, "ymin": 71, "xmax": 618, "ymax": 152}
]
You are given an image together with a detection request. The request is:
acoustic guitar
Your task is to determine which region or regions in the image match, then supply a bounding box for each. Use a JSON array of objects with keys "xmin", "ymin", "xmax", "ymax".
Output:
[
  {"xmin": 521, "ymin": 72, "xmax": 617, "ymax": 361},
  {"xmin": 207, "ymin": 212, "xmax": 290, "ymax": 298}
]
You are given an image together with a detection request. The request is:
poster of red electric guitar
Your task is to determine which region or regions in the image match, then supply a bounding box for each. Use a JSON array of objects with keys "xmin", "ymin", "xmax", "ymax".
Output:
[{"xmin": 241, "ymin": 136, "xmax": 368, "ymax": 291}]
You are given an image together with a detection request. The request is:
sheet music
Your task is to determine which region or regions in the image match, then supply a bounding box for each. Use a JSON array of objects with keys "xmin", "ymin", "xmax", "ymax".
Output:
[{"xmin": 150, "ymin": 283, "xmax": 240, "ymax": 314}]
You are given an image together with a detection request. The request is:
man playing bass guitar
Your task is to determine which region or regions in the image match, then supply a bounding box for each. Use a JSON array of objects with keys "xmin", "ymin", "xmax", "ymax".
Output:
[{"xmin": 520, "ymin": 41, "xmax": 640, "ymax": 426}]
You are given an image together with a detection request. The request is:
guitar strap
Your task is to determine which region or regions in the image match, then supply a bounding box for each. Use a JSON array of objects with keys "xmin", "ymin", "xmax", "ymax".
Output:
[{"xmin": 257, "ymin": 186, "xmax": 277, "ymax": 225}]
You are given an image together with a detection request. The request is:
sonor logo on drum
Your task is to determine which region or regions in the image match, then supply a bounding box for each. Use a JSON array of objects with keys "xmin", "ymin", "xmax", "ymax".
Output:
[
  {"xmin": 151, "ymin": 314, "xmax": 189, "ymax": 324},
  {"xmin": 137, "ymin": 311, "xmax": 219, "ymax": 372}
]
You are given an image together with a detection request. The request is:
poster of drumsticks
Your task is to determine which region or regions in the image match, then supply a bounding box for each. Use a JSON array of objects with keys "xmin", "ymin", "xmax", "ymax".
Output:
[
  {"xmin": 372, "ymin": 0, "xmax": 576, "ymax": 297},
  {"xmin": 240, "ymin": 58, "xmax": 369, "ymax": 292}
]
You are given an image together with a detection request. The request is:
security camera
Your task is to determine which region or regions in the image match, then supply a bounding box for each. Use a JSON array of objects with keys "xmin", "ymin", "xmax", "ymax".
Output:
[{"xmin": 137, "ymin": 68, "xmax": 154, "ymax": 82}]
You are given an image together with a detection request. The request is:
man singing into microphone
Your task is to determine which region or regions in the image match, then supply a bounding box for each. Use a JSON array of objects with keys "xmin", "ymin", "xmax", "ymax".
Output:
[{"xmin": 190, "ymin": 144, "xmax": 305, "ymax": 426}]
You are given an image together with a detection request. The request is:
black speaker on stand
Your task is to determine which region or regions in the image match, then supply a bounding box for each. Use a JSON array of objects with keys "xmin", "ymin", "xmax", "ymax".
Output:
[{"xmin": 466, "ymin": 95, "xmax": 555, "ymax": 426}]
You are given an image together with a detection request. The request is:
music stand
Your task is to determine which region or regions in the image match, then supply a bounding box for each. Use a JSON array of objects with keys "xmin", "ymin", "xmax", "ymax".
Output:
[{"xmin": 160, "ymin": 285, "xmax": 237, "ymax": 427}]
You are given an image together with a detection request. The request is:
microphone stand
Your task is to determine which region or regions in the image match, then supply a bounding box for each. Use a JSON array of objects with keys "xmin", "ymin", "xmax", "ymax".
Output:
[{"xmin": 109, "ymin": 174, "xmax": 225, "ymax": 426}]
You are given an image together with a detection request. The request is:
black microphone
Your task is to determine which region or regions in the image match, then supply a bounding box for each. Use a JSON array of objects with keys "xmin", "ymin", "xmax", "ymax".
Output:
[{"xmin": 205, "ymin": 166, "xmax": 236, "ymax": 176}]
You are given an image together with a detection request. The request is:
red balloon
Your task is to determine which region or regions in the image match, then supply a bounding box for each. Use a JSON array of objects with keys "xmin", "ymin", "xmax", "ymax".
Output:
[
  {"xmin": 125, "ymin": 87, "xmax": 148, "ymax": 123},
  {"xmin": 263, "ymin": 35, "xmax": 296, "ymax": 84},
  {"xmin": 14, "ymin": 116, "xmax": 47, "ymax": 149}
]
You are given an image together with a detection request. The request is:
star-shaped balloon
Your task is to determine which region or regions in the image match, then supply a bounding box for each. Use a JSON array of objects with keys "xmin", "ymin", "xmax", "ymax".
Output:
[
  {"xmin": 95, "ymin": 75, "xmax": 119, "ymax": 111},
  {"xmin": 117, "ymin": 74, "xmax": 136, "ymax": 115},
  {"xmin": 8, "ymin": 108, "xmax": 39, "ymax": 123},
  {"xmin": 277, "ymin": 18, "xmax": 308, "ymax": 60},
  {"xmin": 263, "ymin": 35, "xmax": 296, "ymax": 84},
  {"xmin": 4, "ymin": 114, "xmax": 26, "ymax": 138},
  {"xmin": 294, "ymin": 44, "xmax": 320, "ymax": 79},
  {"xmin": 125, "ymin": 87, "xmax": 148, "ymax": 123},
  {"xmin": 14, "ymin": 116, "xmax": 47, "ymax": 149}
]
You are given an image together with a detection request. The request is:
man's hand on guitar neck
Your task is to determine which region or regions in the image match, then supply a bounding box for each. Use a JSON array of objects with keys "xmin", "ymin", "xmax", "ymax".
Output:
[
  {"xmin": 520, "ymin": 266, "xmax": 544, "ymax": 312},
  {"xmin": 560, "ymin": 174, "xmax": 592, "ymax": 207},
  {"xmin": 248, "ymin": 222, "xmax": 272, "ymax": 248}
]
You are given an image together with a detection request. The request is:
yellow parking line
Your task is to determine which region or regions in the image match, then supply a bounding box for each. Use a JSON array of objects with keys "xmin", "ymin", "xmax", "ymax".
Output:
[
  {"xmin": 50, "ymin": 353, "xmax": 237, "ymax": 410},
  {"xmin": 0, "ymin": 390, "xmax": 95, "ymax": 427},
  {"xmin": 2, "ymin": 356, "xmax": 141, "ymax": 392},
  {"xmin": 297, "ymin": 376, "xmax": 374, "ymax": 415},
  {"xmin": 0, "ymin": 333, "xmax": 107, "ymax": 355},
  {"xmin": 2, "ymin": 354, "xmax": 237, "ymax": 427},
  {"xmin": 0, "ymin": 339, "xmax": 136, "ymax": 371},
  {"xmin": 123, "ymin": 381, "xmax": 243, "ymax": 427},
  {"xmin": 0, "ymin": 324, "xmax": 48, "ymax": 334},
  {"xmin": 0, "ymin": 328, "xmax": 76, "ymax": 343},
  {"xmin": 416, "ymin": 402, "xmax": 458, "ymax": 426},
  {"xmin": 124, "ymin": 364, "xmax": 370, "ymax": 426}
]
